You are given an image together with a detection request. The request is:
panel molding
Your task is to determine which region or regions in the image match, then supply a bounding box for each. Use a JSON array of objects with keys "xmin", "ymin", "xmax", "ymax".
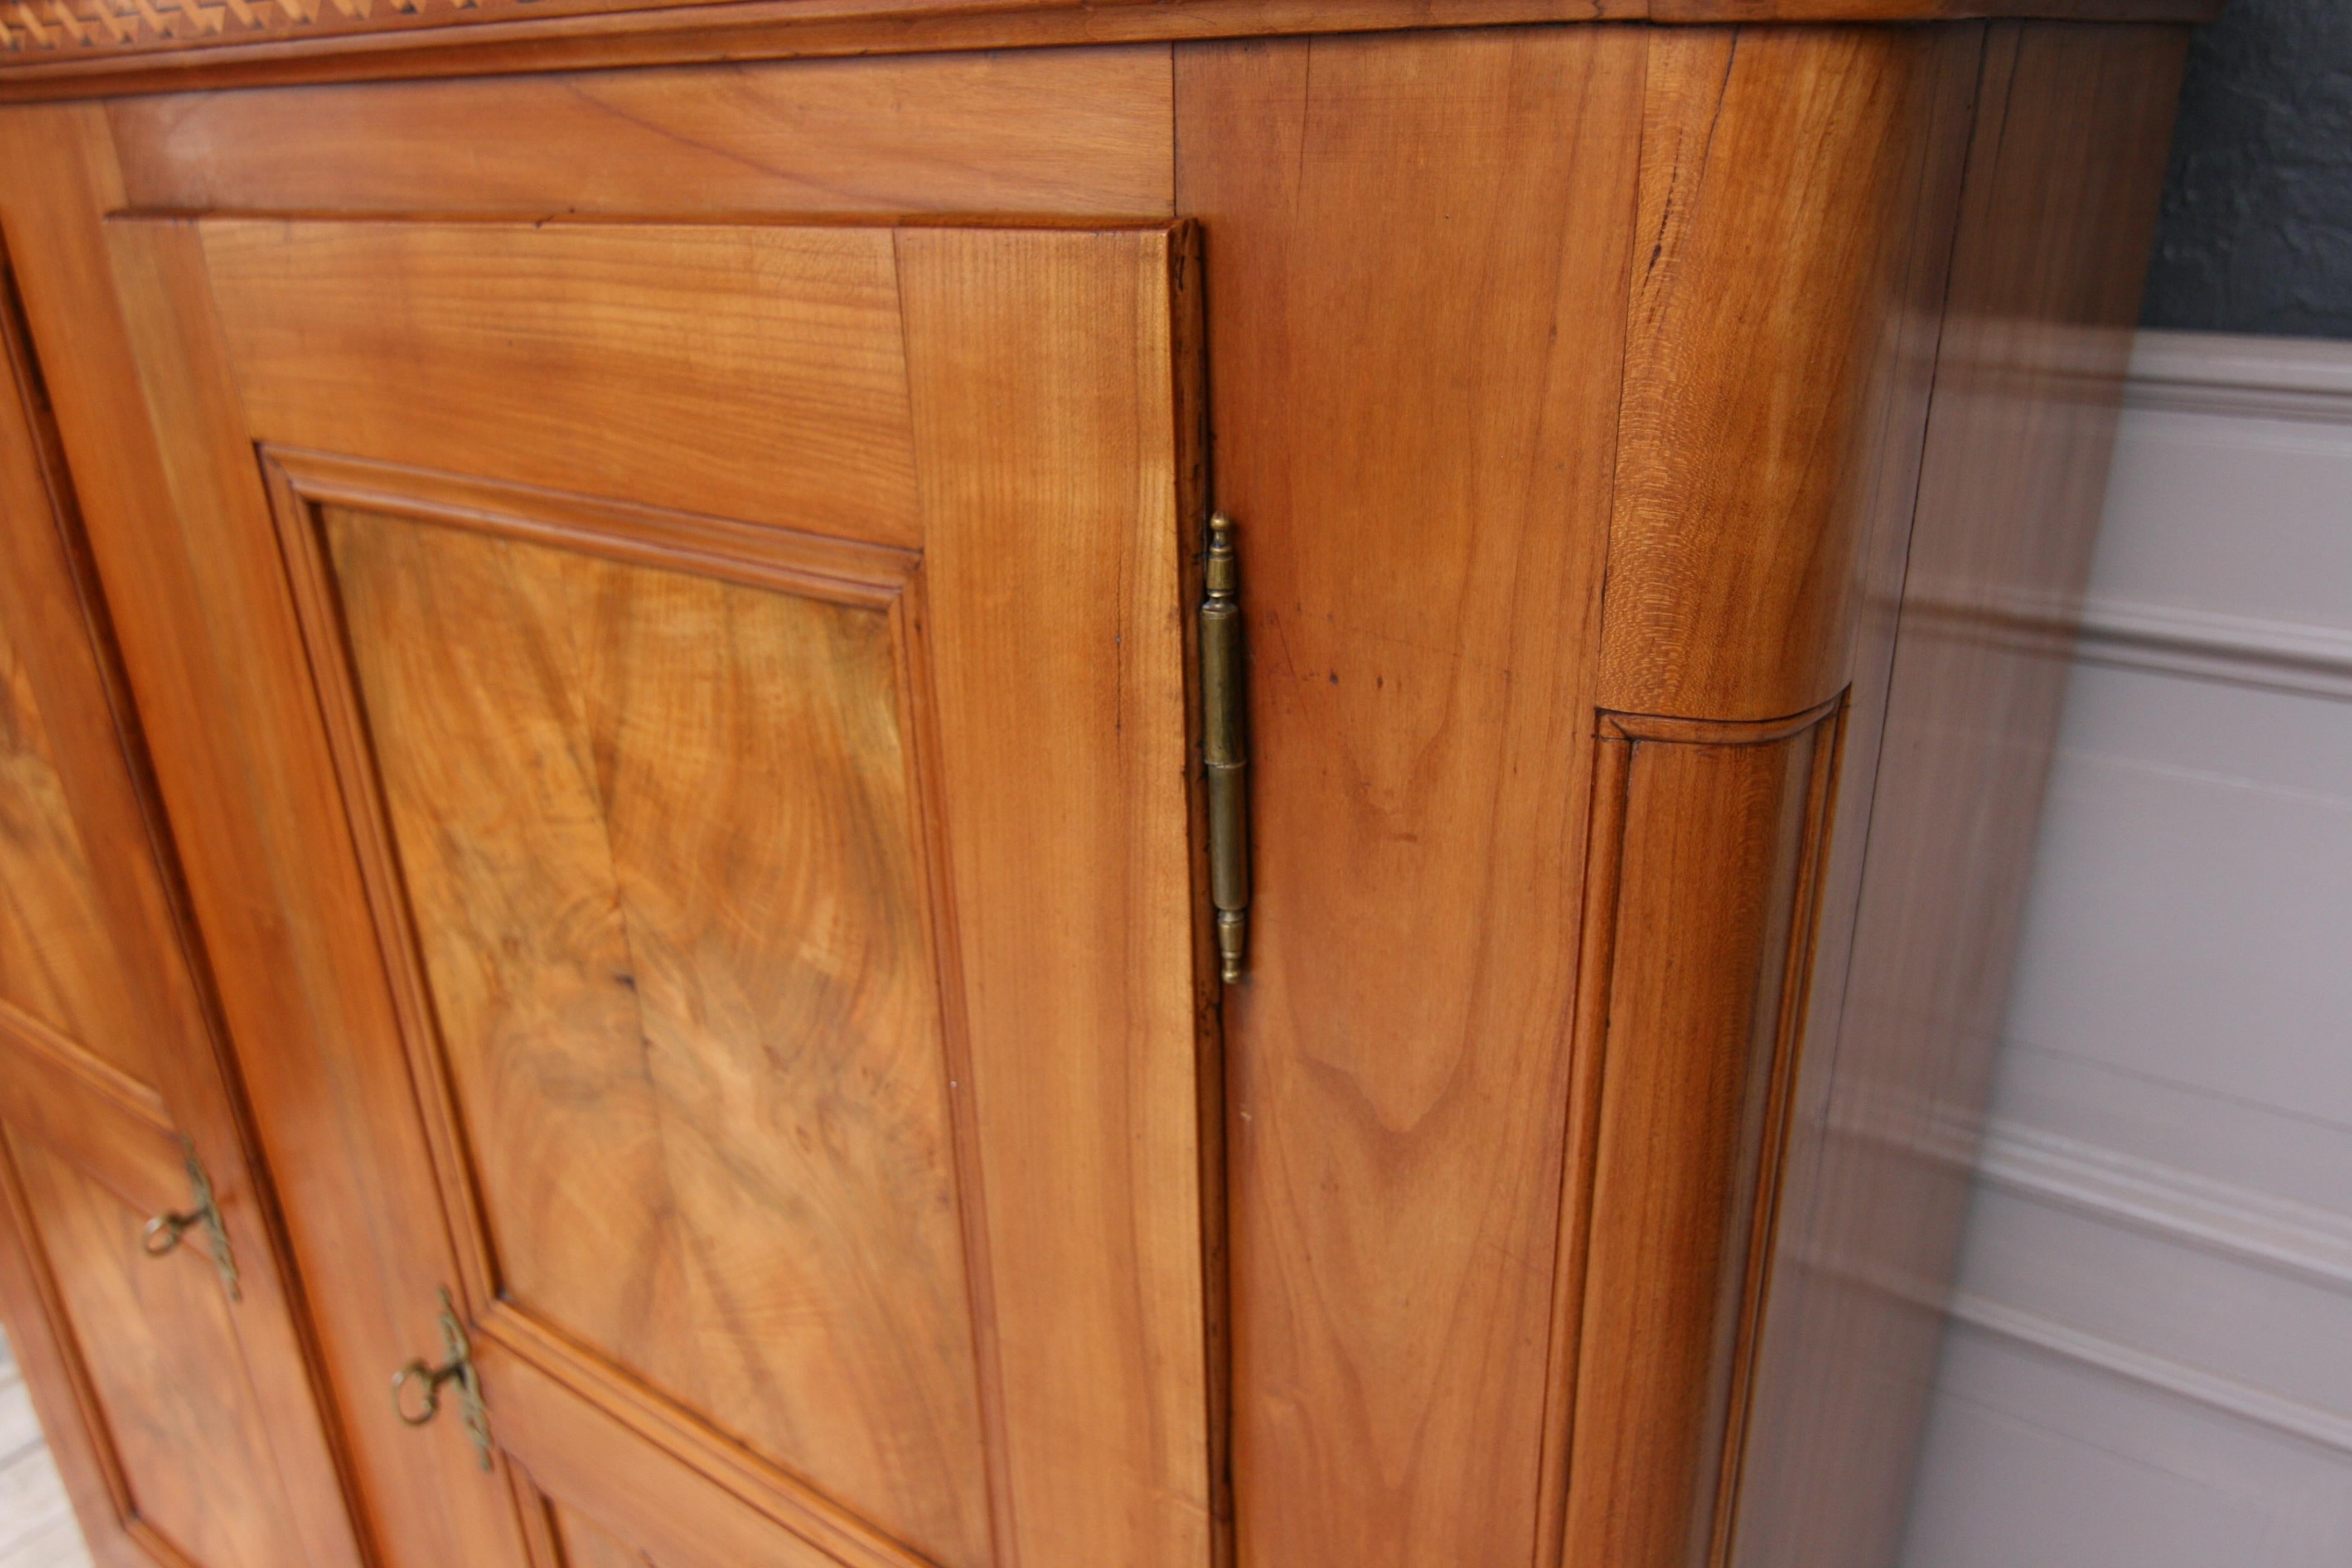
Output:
[
  {"xmin": 482, "ymin": 1306, "xmax": 919, "ymax": 1568},
  {"xmin": 259, "ymin": 446, "xmax": 984, "ymax": 1568},
  {"xmin": 0, "ymin": 1001, "xmax": 172, "ymax": 1139},
  {"xmin": 1544, "ymin": 696, "xmax": 1845, "ymax": 1568},
  {"xmin": 265, "ymin": 446, "xmax": 921, "ymax": 603}
]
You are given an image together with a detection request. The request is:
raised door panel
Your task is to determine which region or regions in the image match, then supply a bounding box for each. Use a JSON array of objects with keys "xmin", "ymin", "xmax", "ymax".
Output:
[
  {"xmin": 295, "ymin": 488, "xmax": 993, "ymax": 1568},
  {"xmin": 0, "ymin": 1128, "xmax": 306, "ymax": 1568},
  {"xmin": 107, "ymin": 214, "xmax": 1217, "ymax": 1568},
  {"xmin": 0, "ymin": 596, "xmax": 151, "ymax": 1085}
]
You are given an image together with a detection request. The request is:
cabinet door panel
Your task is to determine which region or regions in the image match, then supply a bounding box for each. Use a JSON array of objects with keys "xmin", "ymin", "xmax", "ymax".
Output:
[
  {"xmin": 313, "ymin": 504, "xmax": 991, "ymax": 1568},
  {"xmin": 0, "ymin": 580, "xmax": 152, "ymax": 1085},
  {"xmin": 1, "ymin": 1127, "xmax": 305, "ymax": 1568},
  {"xmin": 109, "ymin": 214, "xmax": 1218, "ymax": 1568},
  {"xmin": 0, "ymin": 249, "xmax": 365, "ymax": 1568}
]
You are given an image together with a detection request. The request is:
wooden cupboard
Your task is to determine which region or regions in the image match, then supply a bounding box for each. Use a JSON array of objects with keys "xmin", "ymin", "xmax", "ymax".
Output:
[
  {"xmin": 0, "ymin": 223, "xmax": 365, "ymax": 1568},
  {"xmin": 0, "ymin": 7, "xmax": 2204, "ymax": 1568}
]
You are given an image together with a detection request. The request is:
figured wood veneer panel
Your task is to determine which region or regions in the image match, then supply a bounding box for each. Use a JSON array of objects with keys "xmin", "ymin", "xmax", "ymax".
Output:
[
  {"xmin": 111, "ymin": 49, "xmax": 1176, "ymax": 218},
  {"xmin": 2, "ymin": 1127, "xmax": 308, "ymax": 1568},
  {"xmin": 0, "ymin": 596, "xmax": 149, "ymax": 1085},
  {"xmin": 199, "ymin": 220, "xmax": 923, "ymax": 547},
  {"xmin": 321, "ymin": 508, "xmax": 992, "ymax": 1568}
]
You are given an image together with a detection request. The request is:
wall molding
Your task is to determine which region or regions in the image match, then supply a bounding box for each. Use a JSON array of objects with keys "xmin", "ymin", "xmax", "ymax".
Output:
[
  {"xmin": 1901, "ymin": 586, "xmax": 2352, "ymax": 703},
  {"xmin": 1829, "ymin": 1087, "xmax": 2352, "ymax": 1298},
  {"xmin": 1907, "ymin": 328, "xmax": 2352, "ymax": 699},
  {"xmin": 1945, "ymin": 1293, "xmax": 2352, "ymax": 1458},
  {"xmin": 2124, "ymin": 328, "xmax": 2352, "ymax": 423},
  {"xmin": 2069, "ymin": 598, "xmax": 2352, "ymax": 703},
  {"xmin": 1798, "ymin": 1098, "xmax": 2352, "ymax": 1459},
  {"xmin": 1973, "ymin": 1121, "xmax": 2352, "ymax": 1297}
]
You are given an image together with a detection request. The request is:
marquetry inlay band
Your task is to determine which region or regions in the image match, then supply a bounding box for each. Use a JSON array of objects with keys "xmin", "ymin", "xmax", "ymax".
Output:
[{"xmin": 0, "ymin": 0, "xmax": 621, "ymax": 58}]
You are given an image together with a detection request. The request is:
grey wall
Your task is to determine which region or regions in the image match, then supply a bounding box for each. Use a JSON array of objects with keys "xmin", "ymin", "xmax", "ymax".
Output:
[{"xmin": 2143, "ymin": 0, "xmax": 2352, "ymax": 340}]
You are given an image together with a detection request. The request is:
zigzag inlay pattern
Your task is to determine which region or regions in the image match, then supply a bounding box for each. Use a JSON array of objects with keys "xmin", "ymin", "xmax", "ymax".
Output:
[{"xmin": 0, "ymin": 0, "xmax": 659, "ymax": 57}]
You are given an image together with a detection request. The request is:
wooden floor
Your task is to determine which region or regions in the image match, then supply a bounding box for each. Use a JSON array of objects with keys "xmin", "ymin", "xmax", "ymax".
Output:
[{"xmin": 0, "ymin": 1333, "xmax": 90, "ymax": 1568}]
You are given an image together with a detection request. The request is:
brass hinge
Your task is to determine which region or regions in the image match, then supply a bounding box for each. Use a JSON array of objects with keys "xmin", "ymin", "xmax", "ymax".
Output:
[
  {"xmin": 140, "ymin": 1138, "xmax": 240, "ymax": 1302},
  {"xmin": 1200, "ymin": 512, "xmax": 1251, "ymax": 985},
  {"xmin": 393, "ymin": 1287, "xmax": 493, "ymax": 1471}
]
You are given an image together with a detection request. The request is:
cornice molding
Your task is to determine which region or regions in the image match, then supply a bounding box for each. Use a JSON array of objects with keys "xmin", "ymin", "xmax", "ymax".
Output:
[{"xmin": 0, "ymin": 0, "xmax": 2227, "ymax": 104}]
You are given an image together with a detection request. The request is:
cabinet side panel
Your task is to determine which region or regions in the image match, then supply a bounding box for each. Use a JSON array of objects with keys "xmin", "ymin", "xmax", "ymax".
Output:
[
  {"xmin": 1730, "ymin": 22, "xmax": 2192, "ymax": 1568},
  {"xmin": 1177, "ymin": 29, "xmax": 1641, "ymax": 1568},
  {"xmin": 1599, "ymin": 24, "xmax": 1984, "ymax": 721}
]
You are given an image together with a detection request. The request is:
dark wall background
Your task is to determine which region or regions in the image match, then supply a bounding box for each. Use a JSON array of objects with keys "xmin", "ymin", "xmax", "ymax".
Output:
[{"xmin": 2142, "ymin": 0, "xmax": 2352, "ymax": 339}]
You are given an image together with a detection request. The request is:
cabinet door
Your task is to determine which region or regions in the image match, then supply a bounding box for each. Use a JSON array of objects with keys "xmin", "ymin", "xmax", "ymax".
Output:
[
  {"xmin": 0, "ymin": 261, "xmax": 365, "ymax": 1567},
  {"xmin": 107, "ymin": 216, "xmax": 1220, "ymax": 1568}
]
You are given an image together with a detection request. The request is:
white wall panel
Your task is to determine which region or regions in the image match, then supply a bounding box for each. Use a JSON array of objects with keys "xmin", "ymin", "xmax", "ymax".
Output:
[{"xmin": 1901, "ymin": 330, "xmax": 2352, "ymax": 1568}]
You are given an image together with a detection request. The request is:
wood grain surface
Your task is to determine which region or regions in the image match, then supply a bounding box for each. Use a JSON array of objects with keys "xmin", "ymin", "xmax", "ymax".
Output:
[
  {"xmin": 1550, "ymin": 705, "xmax": 1842, "ymax": 1568},
  {"xmin": 0, "ymin": 1007, "xmax": 177, "ymax": 1227},
  {"xmin": 309, "ymin": 506, "xmax": 991, "ymax": 1568},
  {"xmin": 109, "ymin": 49, "xmax": 1177, "ymax": 220},
  {"xmin": 101, "ymin": 204, "xmax": 547, "ymax": 1568},
  {"xmin": 1599, "ymin": 23, "xmax": 1985, "ymax": 720},
  {"xmin": 0, "ymin": 580, "xmax": 147, "ymax": 1086},
  {"xmin": 0, "ymin": 180, "xmax": 367, "ymax": 1568},
  {"xmin": 1, "ymin": 1132, "xmax": 302, "ymax": 1568},
  {"xmin": 545, "ymin": 1496, "xmax": 648, "ymax": 1568},
  {"xmin": 1177, "ymin": 30, "xmax": 1639, "ymax": 1568},
  {"xmin": 0, "ymin": 0, "xmax": 2224, "ymax": 106},
  {"xmin": 897, "ymin": 223, "xmax": 1220, "ymax": 1568},
  {"xmin": 93, "ymin": 201, "xmax": 1215, "ymax": 1568},
  {"xmin": 201, "ymin": 220, "xmax": 924, "ymax": 546}
]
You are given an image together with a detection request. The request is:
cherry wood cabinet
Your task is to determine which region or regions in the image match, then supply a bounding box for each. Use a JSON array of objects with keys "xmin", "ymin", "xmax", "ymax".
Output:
[
  {"xmin": 0, "ymin": 240, "xmax": 364, "ymax": 1568},
  {"xmin": 0, "ymin": 7, "xmax": 2205, "ymax": 1568}
]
